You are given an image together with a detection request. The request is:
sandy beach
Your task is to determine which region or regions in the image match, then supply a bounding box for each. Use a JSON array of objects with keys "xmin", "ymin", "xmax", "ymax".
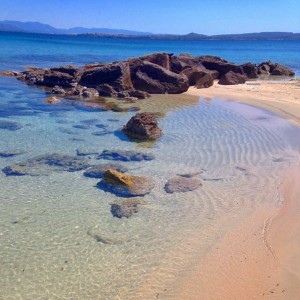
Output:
[
  {"xmin": 187, "ymin": 79, "xmax": 300, "ymax": 126},
  {"xmin": 167, "ymin": 80, "xmax": 300, "ymax": 299}
]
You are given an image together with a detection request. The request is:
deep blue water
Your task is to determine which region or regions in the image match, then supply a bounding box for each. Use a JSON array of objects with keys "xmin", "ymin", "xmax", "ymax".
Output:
[{"xmin": 0, "ymin": 32, "xmax": 299, "ymax": 75}]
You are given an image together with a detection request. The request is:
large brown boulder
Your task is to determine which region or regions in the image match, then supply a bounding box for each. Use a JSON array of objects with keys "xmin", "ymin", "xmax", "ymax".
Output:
[
  {"xmin": 194, "ymin": 73, "xmax": 214, "ymax": 89},
  {"xmin": 140, "ymin": 52, "xmax": 171, "ymax": 70},
  {"xmin": 198, "ymin": 56, "xmax": 244, "ymax": 76},
  {"xmin": 218, "ymin": 71, "xmax": 247, "ymax": 85},
  {"xmin": 241, "ymin": 63, "xmax": 258, "ymax": 79},
  {"xmin": 132, "ymin": 61, "xmax": 189, "ymax": 94},
  {"xmin": 180, "ymin": 67, "xmax": 208, "ymax": 85},
  {"xmin": 79, "ymin": 62, "xmax": 133, "ymax": 92},
  {"xmin": 122, "ymin": 112, "xmax": 162, "ymax": 140},
  {"xmin": 98, "ymin": 169, "xmax": 155, "ymax": 197}
]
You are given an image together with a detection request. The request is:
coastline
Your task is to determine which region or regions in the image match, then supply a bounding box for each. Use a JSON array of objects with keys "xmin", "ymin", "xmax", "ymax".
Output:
[
  {"xmin": 170, "ymin": 79, "xmax": 300, "ymax": 299},
  {"xmin": 186, "ymin": 78, "xmax": 300, "ymax": 126}
]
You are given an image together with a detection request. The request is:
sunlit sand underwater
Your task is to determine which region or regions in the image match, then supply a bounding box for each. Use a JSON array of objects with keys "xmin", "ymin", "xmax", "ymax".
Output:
[{"xmin": 1, "ymin": 76, "xmax": 300, "ymax": 299}]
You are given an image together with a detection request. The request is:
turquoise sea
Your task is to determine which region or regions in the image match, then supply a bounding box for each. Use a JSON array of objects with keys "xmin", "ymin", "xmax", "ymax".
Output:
[{"xmin": 0, "ymin": 32, "xmax": 300, "ymax": 299}]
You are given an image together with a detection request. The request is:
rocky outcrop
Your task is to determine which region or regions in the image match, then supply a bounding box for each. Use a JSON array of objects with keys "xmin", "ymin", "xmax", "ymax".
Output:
[
  {"xmin": 258, "ymin": 61, "xmax": 295, "ymax": 76},
  {"xmin": 122, "ymin": 112, "xmax": 162, "ymax": 140},
  {"xmin": 271, "ymin": 64, "xmax": 295, "ymax": 76},
  {"xmin": 98, "ymin": 169, "xmax": 155, "ymax": 197},
  {"xmin": 3, "ymin": 53, "xmax": 295, "ymax": 99},
  {"xmin": 164, "ymin": 176, "xmax": 202, "ymax": 193},
  {"xmin": 218, "ymin": 71, "xmax": 247, "ymax": 85},
  {"xmin": 98, "ymin": 150, "xmax": 155, "ymax": 162},
  {"xmin": 110, "ymin": 198, "xmax": 142, "ymax": 218},
  {"xmin": 79, "ymin": 62, "xmax": 133, "ymax": 95}
]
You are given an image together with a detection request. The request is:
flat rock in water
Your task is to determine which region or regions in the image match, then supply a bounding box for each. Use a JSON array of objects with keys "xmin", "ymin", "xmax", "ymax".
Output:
[
  {"xmin": 91, "ymin": 130, "xmax": 114, "ymax": 136},
  {"xmin": 177, "ymin": 171, "xmax": 203, "ymax": 178},
  {"xmin": 110, "ymin": 198, "xmax": 142, "ymax": 218},
  {"xmin": 76, "ymin": 148, "xmax": 99, "ymax": 156},
  {"xmin": 2, "ymin": 153, "xmax": 90, "ymax": 176},
  {"xmin": 83, "ymin": 163, "xmax": 128, "ymax": 178},
  {"xmin": 0, "ymin": 150, "xmax": 25, "ymax": 158},
  {"xmin": 73, "ymin": 124, "xmax": 90, "ymax": 130},
  {"xmin": 0, "ymin": 120, "xmax": 23, "ymax": 131},
  {"xmin": 98, "ymin": 150, "xmax": 155, "ymax": 162},
  {"xmin": 2, "ymin": 163, "xmax": 31, "ymax": 176},
  {"xmin": 165, "ymin": 176, "xmax": 202, "ymax": 193},
  {"xmin": 98, "ymin": 169, "xmax": 155, "ymax": 197},
  {"xmin": 31, "ymin": 153, "xmax": 90, "ymax": 171}
]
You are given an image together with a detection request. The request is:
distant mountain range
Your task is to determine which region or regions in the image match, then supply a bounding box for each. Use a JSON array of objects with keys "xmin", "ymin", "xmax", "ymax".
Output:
[
  {"xmin": 0, "ymin": 20, "xmax": 153, "ymax": 35},
  {"xmin": 0, "ymin": 20, "xmax": 300, "ymax": 40}
]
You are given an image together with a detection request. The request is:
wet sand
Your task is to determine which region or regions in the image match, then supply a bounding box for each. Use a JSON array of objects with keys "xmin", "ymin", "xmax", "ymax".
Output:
[
  {"xmin": 187, "ymin": 79, "xmax": 300, "ymax": 126},
  {"xmin": 168, "ymin": 80, "xmax": 300, "ymax": 299}
]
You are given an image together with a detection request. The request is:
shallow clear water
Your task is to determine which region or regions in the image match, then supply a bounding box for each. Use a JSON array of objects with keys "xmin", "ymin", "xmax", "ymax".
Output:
[
  {"xmin": 1, "ymin": 33, "xmax": 300, "ymax": 299},
  {"xmin": 1, "ymin": 74, "xmax": 300, "ymax": 299}
]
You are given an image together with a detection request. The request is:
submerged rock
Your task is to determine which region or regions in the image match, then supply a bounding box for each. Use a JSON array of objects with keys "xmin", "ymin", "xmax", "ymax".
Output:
[
  {"xmin": 218, "ymin": 71, "xmax": 247, "ymax": 85},
  {"xmin": 122, "ymin": 112, "xmax": 162, "ymax": 141},
  {"xmin": 177, "ymin": 171, "xmax": 203, "ymax": 178},
  {"xmin": 31, "ymin": 153, "xmax": 90, "ymax": 172},
  {"xmin": 110, "ymin": 198, "xmax": 143, "ymax": 218},
  {"xmin": 164, "ymin": 176, "xmax": 202, "ymax": 193},
  {"xmin": 0, "ymin": 120, "xmax": 23, "ymax": 131},
  {"xmin": 76, "ymin": 148, "xmax": 99, "ymax": 156},
  {"xmin": 98, "ymin": 150, "xmax": 155, "ymax": 162},
  {"xmin": 2, "ymin": 153, "xmax": 90, "ymax": 176},
  {"xmin": 2, "ymin": 163, "xmax": 31, "ymax": 176},
  {"xmin": 0, "ymin": 150, "xmax": 25, "ymax": 158},
  {"xmin": 45, "ymin": 96, "xmax": 61, "ymax": 104},
  {"xmin": 98, "ymin": 169, "xmax": 155, "ymax": 197},
  {"xmin": 87, "ymin": 226, "xmax": 127, "ymax": 244},
  {"xmin": 83, "ymin": 163, "xmax": 128, "ymax": 178}
]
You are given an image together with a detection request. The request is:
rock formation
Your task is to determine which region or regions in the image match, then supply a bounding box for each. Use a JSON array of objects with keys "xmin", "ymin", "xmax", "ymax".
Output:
[
  {"xmin": 122, "ymin": 112, "xmax": 162, "ymax": 140},
  {"xmin": 98, "ymin": 169, "xmax": 155, "ymax": 197},
  {"xmin": 164, "ymin": 176, "xmax": 202, "ymax": 193},
  {"xmin": 3, "ymin": 52, "xmax": 295, "ymax": 99},
  {"xmin": 110, "ymin": 198, "xmax": 143, "ymax": 218}
]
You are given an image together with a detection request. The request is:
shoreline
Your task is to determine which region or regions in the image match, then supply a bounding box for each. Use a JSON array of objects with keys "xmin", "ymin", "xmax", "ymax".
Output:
[
  {"xmin": 186, "ymin": 79, "xmax": 300, "ymax": 126},
  {"xmin": 170, "ymin": 80, "xmax": 300, "ymax": 299}
]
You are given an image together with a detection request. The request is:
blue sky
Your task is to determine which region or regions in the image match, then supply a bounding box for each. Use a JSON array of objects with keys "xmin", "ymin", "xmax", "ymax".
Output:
[{"xmin": 1, "ymin": 0, "xmax": 299, "ymax": 34}]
